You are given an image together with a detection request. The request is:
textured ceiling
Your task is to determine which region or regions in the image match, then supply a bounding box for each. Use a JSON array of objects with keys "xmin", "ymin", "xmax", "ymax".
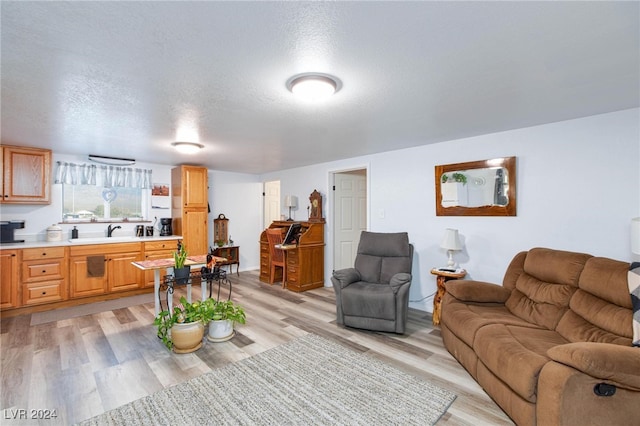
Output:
[{"xmin": 1, "ymin": 1, "xmax": 638, "ymax": 174}]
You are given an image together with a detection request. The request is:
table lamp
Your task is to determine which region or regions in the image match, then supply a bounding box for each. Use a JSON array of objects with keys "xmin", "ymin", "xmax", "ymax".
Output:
[
  {"xmin": 284, "ymin": 195, "xmax": 298, "ymax": 221},
  {"xmin": 441, "ymin": 228, "xmax": 463, "ymax": 268}
]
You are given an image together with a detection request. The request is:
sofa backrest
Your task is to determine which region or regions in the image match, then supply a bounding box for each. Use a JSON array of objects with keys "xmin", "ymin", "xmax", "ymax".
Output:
[
  {"xmin": 556, "ymin": 257, "xmax": 633, "ymax": 346},
  {"xmin": 503, "ymin": 247, "xmax": 592, "ymax": 330}
]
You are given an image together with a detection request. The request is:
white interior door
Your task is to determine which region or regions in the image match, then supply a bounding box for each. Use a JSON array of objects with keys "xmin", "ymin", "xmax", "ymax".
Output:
[
  {"xmin": 263, "ymin": 180, "xmax": 280, "ymax": 228},
  {"xmin": 333, "ymin": 170, "xmax": 367, "ymax": 271}
]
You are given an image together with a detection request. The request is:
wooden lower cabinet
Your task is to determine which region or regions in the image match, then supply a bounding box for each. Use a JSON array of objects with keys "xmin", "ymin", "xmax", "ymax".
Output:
[
  {"xmin": 21, "ymin": 246, "xmax": 68, "ymax": 305},
  {"xmin": 108, "ymin": 251, "xmax": 143, "ymax": 292},
  {"xmin": 0, "ymin": 249, "xmax": 20, "ymax": 309},
  {"xmin": 69, "ymin": 242, "xmax": 143, "ymax": 298},
  {"xmin": 1, "ymin": 240, "xmax": 187, "ymax": 315},
  {"xmin": 69, "ymin": 256, "xmax": 107, "ymax": 298},
  {"xmin": 285, "ymin": 244, "xmax": 324, "ymax": 292},
  {"xmin": 259, "ymin": 241, "xmax": 273, "ymax": 283}
]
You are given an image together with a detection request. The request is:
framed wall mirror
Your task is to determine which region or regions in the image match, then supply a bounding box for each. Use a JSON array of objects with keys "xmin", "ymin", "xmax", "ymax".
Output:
[{"xmin": 435, "ymin": 156, "xmax": 516, "ymax": 216}]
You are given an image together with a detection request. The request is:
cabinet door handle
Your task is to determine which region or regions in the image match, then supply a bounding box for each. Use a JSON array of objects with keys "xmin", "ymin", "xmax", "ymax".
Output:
[{"xmin": 42, "ymin": 252, "xmax": 47, "ymax": 256}]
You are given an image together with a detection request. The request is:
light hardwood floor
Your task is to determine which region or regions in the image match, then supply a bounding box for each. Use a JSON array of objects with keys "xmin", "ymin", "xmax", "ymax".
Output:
[{"xmin": 1, "ymin": 270, "xmax": 513, "ymax": 425}]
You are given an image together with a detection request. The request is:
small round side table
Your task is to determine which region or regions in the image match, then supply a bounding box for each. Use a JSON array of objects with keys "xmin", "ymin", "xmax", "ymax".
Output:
[{"xmin": 430, "ymin": 268, "xmax": 467, "ymax": 325}]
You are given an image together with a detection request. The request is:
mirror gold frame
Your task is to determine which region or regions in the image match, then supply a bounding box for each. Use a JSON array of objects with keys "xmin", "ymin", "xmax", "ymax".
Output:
[{"xmin": 435, "ymin": 156, "xmax": 517, "ymax": 216}]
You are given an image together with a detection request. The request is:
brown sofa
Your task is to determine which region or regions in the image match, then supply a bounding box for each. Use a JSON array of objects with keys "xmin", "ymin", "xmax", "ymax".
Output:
[{"xmin": 440, "ymin": 247, "xmax": 640, "ymax": 426}]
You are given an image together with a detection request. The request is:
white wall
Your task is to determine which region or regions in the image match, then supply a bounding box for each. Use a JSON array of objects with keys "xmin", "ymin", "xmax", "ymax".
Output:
[
  {"xmin": 261, "ymin": 109, "xmax": 640, "ymax": 312},
  {"xmin": 208, "ymin": 170, "xmax": 263, "ymax": 271}
]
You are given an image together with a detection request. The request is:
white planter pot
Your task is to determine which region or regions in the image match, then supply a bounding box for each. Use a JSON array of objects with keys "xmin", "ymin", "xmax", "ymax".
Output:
[{"xmin": 207, "ymin": 319, "xmax": 234, "ymax": 342}]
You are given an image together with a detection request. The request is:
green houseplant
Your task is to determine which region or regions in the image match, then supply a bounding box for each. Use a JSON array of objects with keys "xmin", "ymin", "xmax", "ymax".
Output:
[
  {"xmin": 203, "ymin": 299, "xmax": 247, "ymax": 342},
  {"xmin": 173, "ymin": 243, "xmax": 190, "ymax": 284},
  {"xmin": 154, "ymin": 296, "xmax": 207, "ymax": 352}
]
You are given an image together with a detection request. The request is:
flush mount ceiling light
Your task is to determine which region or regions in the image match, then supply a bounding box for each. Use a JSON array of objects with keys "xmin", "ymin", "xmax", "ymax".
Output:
[
  {"xmin": 171, "ymin": 141, "xmax": 204, "ymax": 154},
  {"xmin": 287, "ymin": 73, "xmax": 340, "ymax": 101}
]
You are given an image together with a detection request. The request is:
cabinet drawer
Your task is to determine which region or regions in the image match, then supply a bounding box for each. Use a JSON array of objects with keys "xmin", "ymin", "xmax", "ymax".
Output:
[
  {"xmin": 23, "ymin": 280, "xmax": 65, "ymax": 305},
  {"xmin": 22, "ymin": 246, "xmax": 65, "ymax": 260},
  {"xmin": 144, "ymin": 240, "xmax": 177, "ymax": 251},
  {"xmin": 287, "ymin": 272, "xmax": 299, "ymax": 284},
  {"xmin": 22, "ymin": 260, "xmax": 65, "ymax": 281}
]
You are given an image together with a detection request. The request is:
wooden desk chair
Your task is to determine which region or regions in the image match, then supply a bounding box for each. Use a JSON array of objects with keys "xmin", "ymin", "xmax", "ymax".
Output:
[{"xmin": 266, "ymin": 228, "xmax": 286, "ymax": 288}]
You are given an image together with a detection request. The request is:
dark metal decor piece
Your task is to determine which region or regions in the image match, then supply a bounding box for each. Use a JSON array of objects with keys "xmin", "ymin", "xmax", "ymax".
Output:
[{"xmin": 158, "ymin": 268, "xmax": 232, "ymax": 313}]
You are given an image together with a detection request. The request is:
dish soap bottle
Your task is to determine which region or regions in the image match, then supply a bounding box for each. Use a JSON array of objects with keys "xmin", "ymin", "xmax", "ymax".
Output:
[{"xmin": 71, "ymin": 226, "xmax": 79, "ymax": 239}]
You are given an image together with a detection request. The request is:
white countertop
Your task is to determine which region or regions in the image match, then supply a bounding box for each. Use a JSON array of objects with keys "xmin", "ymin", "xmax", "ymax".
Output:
[{"xmin": 0, "ymin": 235, "xmax": 183, "ymax": 249}]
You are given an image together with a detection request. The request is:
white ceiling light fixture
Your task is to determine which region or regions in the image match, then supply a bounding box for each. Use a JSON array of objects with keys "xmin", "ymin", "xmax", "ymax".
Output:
[
  {"xmin": 171, "ymin": 141, "xmax": 204, "ymax": 154},
  {"xmin": 287, "ymin": 73, "xmax": 340, "ymax": 101}
]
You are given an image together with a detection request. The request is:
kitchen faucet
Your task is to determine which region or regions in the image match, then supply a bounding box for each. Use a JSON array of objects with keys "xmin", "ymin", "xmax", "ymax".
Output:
[{"xmin": 107, "ymin": 224, "xmax": 121, "ymax": 237}]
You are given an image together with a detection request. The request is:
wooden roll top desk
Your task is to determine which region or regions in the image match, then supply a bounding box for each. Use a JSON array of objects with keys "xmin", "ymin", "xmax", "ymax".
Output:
[{"xmin": 259, "ymin": 221, "xmax": 325, "ymax": 292}]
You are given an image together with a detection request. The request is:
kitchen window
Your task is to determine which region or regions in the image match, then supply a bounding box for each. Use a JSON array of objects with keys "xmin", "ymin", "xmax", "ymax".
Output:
[{"xmin": 55, "ymin": 162, "xmax": 152, "ymax": 222}]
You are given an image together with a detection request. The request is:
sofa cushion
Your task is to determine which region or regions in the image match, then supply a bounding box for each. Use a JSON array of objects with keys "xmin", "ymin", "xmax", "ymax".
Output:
[
  {"xmin": 442, "ymin": 293, "xmax": 542, "ymax": 348},
  {"xmin": 474, "ymin": 324, "xmax": 569, "ymax": 402},
  {"xmin": 341, "ymin": 282, "xmax": 395, "ymax": 320},
  {"xmin": 505, "ymin": 248, "xmax": 591, "ymax": 329}
]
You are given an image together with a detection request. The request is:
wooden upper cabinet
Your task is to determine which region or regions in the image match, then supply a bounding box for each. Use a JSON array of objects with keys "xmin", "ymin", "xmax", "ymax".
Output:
[
  {"xmin": 172, "ymin": 165, "xmax": 208, "ymax": 208},
  {"xmin": 1, "ymin": 145, "xmax": 52, "ymax": 204},
  {"xmin": 172, "ymin": 165, "xmax": 209, "ymax": 254}
]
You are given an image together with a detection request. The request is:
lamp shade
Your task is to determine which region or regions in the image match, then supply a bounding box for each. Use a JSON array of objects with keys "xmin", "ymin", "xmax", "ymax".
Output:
[
  {"xmin": 440, "ymin": 228, "xmax": 462, "ymax": 251},
  {"xmin": 632, "ymin": 217, "xmax": 640, "ymax": 255},
  {"xmin": 284, "ymin": 195, "xmax": 298, "ymax": 208}
]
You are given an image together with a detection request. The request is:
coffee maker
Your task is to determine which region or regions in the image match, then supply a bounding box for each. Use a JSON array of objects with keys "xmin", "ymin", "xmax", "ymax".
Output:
[{"xmin": 159, "ymin": 218, "xmax": 172, "ymax": 236}]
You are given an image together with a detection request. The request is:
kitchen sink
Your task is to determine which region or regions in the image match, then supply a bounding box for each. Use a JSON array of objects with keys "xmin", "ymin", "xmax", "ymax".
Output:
[{"xmin": 68, "ymin": 236, "xmax": 139, "ymax": 244}]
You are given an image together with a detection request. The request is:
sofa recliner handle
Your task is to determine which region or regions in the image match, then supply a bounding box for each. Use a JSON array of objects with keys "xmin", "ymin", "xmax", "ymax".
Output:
[{"xmin": 593, "ymin": 383, "xmax": 616, "ymax": 397}]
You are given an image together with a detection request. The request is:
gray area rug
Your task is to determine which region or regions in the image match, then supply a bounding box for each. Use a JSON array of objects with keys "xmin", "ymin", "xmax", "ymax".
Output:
[
  {"xmin": 31, "ymin": 293, "xmax": 154, "ymax": 325},
  {"xmin": 77, "ymin": 334, "xmax": 456, "ymax": 425}
]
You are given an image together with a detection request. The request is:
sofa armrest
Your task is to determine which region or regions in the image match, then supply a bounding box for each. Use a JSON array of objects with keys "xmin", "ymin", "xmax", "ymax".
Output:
[
  {"xmin": 548, "ymin": 342, "xmax": 640, "ymax": 391},
  {"xmin": 332, "ymin": 268, "xmax": 361, "ymax": 289},
  {"xmin": 446, "ymin": 280, "xmax": 511, "ymax": 303},
  {"xmin": 389, "ymin": 272, "xmax": 412, "ymax": 294}
]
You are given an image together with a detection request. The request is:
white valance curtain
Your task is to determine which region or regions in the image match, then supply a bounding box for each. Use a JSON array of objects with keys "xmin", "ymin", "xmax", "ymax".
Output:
[{"xmin": 54, "ymin": 162, "xmax": 152, "ymax": 189}]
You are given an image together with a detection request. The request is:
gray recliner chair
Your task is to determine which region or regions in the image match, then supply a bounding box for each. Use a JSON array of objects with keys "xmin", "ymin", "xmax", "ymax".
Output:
[{"xmin": 331, "ymin": 231, "xmax": 413, "ymax": 334}]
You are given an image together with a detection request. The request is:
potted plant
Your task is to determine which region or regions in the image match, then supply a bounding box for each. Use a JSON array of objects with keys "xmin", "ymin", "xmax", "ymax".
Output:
[
  {"xmin": 173, "ymin": 243, "xmax": 190, "ymax": 284},
  {"xmin": 154, "ymin": 296, "xmax": 207, "ymax": 353},
  {"xmin": 203, "ymin": 299, "xmax": 246, "ymax": 342}
]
